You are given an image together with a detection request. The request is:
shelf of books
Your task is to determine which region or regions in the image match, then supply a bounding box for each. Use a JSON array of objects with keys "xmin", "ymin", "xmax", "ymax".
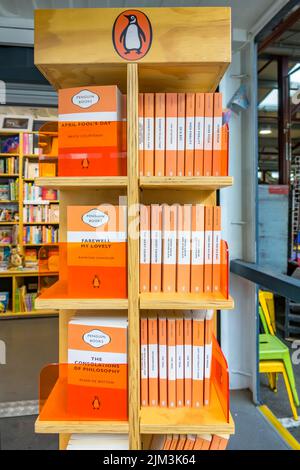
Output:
[
  {"xmin": 33, "ymin": 6, "xmax": 234, "ymax": 451},
  {"xmin": 0, "ymin": 128, "xmax": 60, "ymax": 318}
]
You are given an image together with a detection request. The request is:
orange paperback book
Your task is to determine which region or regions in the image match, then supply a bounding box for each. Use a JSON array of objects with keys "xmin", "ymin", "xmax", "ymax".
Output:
[
  {"xmin": 177, "ymin": 93, "xmax": 185, "ymax": 176},
  {"xmin": 170, "ymin": 434, "xmax": 179, "ymax": 450},
  {"xmin": 184, "ymin": 435, "xmax": 196, "ymax": 450},
  {"xmin": 175, "ymin": 314, "xmax": 184, "ymax": 407},
  {"xmin": 191, "ymin": 204, "xmax": 205, "ymax": 293},
  {"xmin": 193, "ymin": 434, "xmax": 212, "ymax": 450},
  {"xmin": 184, "ymin": 312, "xmax": 192, "ymax": 407},
  {"xmin": 185, "ymin": 93, "xmax": 195, "ymax": 176},
  {"xmin": 204, "ymin": 310, "xmax": 214, "ymax": 406},
  {"xmin": 66, "ymin": 205, "xmax": 127, "ymax": 298},
  {"xmin": 204, "ymin": 205, "xmax": 213, "ymax": 293},
  {"xmin": 121, "ymin": 94, "xmax": 127, "ymax": 176},
  {"xmin": 221, "ymin": 123, "xmax": 229, "ymax": 176},
  {"xmin": 148, "ymin": 315, "xmax": 159, "ymax": 407},
  {"xmin": 138, "ymin": 93, "xmax": 144, "ymax": 176},
  {"xmin": 212, "ymin": 206, "xmax": 221, "ymax": 293},
  {"xmin": 176, "ymin": 435, "xmax": 187, "ymax": 450},
  {"xmin": 177, "ymin": 204, "xmax": 192, "ymax": 293},
  {"xmin": 163, "ymin": 435, "xmax": 173, "ymax": 450},
  {"xmin": 210, "ymin": 434, "xmax": 229, "ymax": 450},
  {"xmin": 144, "ymin": 93, "xmax": 154, "ymax": 176},
  {"xmin": 58, "ymin": 86, "xmax": 124, "ymax": 176},
  {"xmin": 212, "ymin": 93, "xmax": 223, "ymax": 176},
  {"xmin": 192, "ymin": 311, "xmax": 205, "ymax": 408},
  {"xmin": 67, "ymin": 316, "xmax": 128, "ymax": 419},
  {"xmin": 154, "ymin": 93, "xmax": 165, "ymax": 176},
  {"xmin": 150, "ymin": 204, "xmax": 162, "ymax": 293},
  {"xmin": 141, "ymin": 314, "xmax": 148, "ymax": 406},
  {"xmin": 167, "ymin": 316, "xmax": 176, "ymax": 408},
  {"xmin": 194, "ymin": 93, "xmax": 205, "ymax": 176},
  {"xmin": 203, "ymin": 93, "xmax": 213, "ymax": 176},
  {"xmin": 140, "ymin": 205, "xmax": 150, "ymax": 293},
  {"xmin": 165, "ymin": 93, "xmax": 177, "ymax": 176},
  {"xmin": 158, "ymin": 315, "xmax": 167, "ymax": 407},
  {"xmin": 162, "ymin": 205, "xmax": 177, "ymax": 293}
]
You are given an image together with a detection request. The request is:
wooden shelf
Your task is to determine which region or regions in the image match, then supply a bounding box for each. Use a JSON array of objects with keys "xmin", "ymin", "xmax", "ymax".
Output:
[
  {"xmin": 35, "ymin": 379, "xmax": 129, "ymax": 434},
  {"xmin": 140, "ymin": 386, "xmax": 234, "ymax": 434},
  {"xmin": 23, "ymin": 243, "xmax": 59, "ymax": 247},
  {"xmin": 0, "ymin": 310, "xmax": 58, "ymax": 319},
  {"xmin": 140, "ymin": 176, "xmax": 233, "ymax": 190},
  {"xmin": 35, "ymin": 280, "xmax": 128, "ymax": 310},
  {"xmin": 140, "ymin": 292, "xmax": 234, "ymax": 310},
  {"xmin": 0, "ymin": 270, "xmax": 58, "ymax": 277},
  {"xmin": 0, "ymin": 153, "xmax": 19, "ymax": 157},
  {"xmin": 24, "ymin": 154, "xmax": 40, "ymax": 158},
  {"xmin": 0, "ymin": 221, "xmax": 18, "ymax": 225},
  {"xmin": 0, "ymin": 174, "xmax": 19, "ymax": 177},
  {"xmin": 23, "ymin": 222, "xmax": 59, "ymax": 225},
  {"xmin": 35, "ymin": 177, "xmax": 128, "ymax": 190}
]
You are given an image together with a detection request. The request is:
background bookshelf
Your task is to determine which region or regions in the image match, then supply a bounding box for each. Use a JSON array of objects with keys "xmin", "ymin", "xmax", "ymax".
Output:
[
  {"xmin": 0, "ymin": 129, "xmax": 59, "ymax": 318},
  {"xmin": 33, "ymin": 6, "xmax": 233, "ymax": 450}
]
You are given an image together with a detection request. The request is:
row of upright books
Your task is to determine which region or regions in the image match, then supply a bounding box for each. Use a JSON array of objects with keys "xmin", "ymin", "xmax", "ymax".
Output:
[
  {"xmin": 0, "ymin": 180, "xmax": 19, "ymax": 201},
  {"xmin": 0, "ymin": 156, "xmax": 18, "ymax": 174},
  {"xmin": 150, "ymin": 433, "xmax": 229, "ymax": 450},
  {"xmin": 14, "ymin": 285, "xmax": 37, "ymax": 312},
  {"xmin": 139, "ymin": 92, "xmax": 228, "ymax": 177},
  {"xmin": 22, "ymin": 133, "xmax": 36, "ymax": 155},
  {"xmin": 23, "ymin": 203, "xmax": 59, "ymax": 223},
  {"xmin": 140, "ymin": 204, "xmax": 225, "ymax": 294},
  {"xmin": 23, "ymin": 159, "xmax": 39, "ymax": 179},
  {"xmin": 23, "ymin": 225, "xmax": 59, "ymax": 244},
  {"xmin": 141, "ymin": 311, "xmax": 214, "ymax": 409}
]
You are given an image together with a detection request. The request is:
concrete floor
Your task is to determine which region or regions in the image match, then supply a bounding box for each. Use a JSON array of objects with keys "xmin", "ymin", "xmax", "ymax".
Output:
[{"xmin": 0, "ymin": 390, "xmax": 290, "ymax": 450}]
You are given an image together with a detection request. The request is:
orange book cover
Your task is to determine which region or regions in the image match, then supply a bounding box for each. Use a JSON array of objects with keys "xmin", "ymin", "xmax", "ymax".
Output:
[
  {"xmin": 140, "ymin": 205, "xmax": 150, "ymax": 293},
  {"xmin": 162, "ymin": 205, "xmax": 178, "ymax": 293},
  {"xmin": 185, "ymin": 93, "xmax": 195, "ymax": 176},
  {"xmin": 221, "ymin": 123, "xmax": 229, "ymax": 176},
  {"xmin": 150, "ymin": 204, "xmax": 162, "ymax": 293},
  {"xmin": 210, "ymin": 434, "xmax": 229, "ymax": 450},
  {"xmin": 204, "ymin": 310, "xmax": 214, "ymax": 406},
  {"xmin": 138, "ymin": 93, "xmax": 144, "ymax": 176},
  {"xmin": 140, "ymin": 314, "xmax": 148, "ymax": 407},
  {"xmin": 58, "ymin": 86, "xmax": 123, "ymax": 176},
  {"xmin": 67, "ymin": 316, "xmax": 128, "ymax": 419},
  {"xmin": 177, "ymin": 93, "xmax": 185, "ymax": 176},
  {"xmin": 184, "ymin": 435, "xmax": 196, "ymax": 450},
  {"xmin": 193, "ymin": 434, "xmax": 212, "ymax": 450},
  {"xmin": 165, "ymin": 93, "xmax": 177, "ymax": 176},
  {"xmin": 158, "ymin": 315, "xmax": 167, "ymax": 407},
  {"xmin": 148, "ymin": 314, "xmax": 158, "ymax": 407},
  {"xmin": 154, "ymin": 93, "xmax": 165, "ymax": 176},
  {"xmin": 184, "ymin": 312, "xmax": 192, "ymax": 407},
  {"xmin": 176, "ymin": 435, "xmax": 187, "ymax": 450},
  {"xmin": 170, "ymin": 435, "xmax": 179, "ymax": 450},
  {"xmin": 203, "ymin": 93, "xmax": 213, "ymax": 176},
  {"xmin": 176, "ymin": 314, "xmax": 184, "ymax": 407},
  {"xmin": 177, "ymin": 204, "xmax": 192, "ymax": 293},
  {"xmin": 204, "ymin": 205, "xmax": 213, "ymax": 293},
  {"xmin": 163, "ymin": 435, "xmax": 173, "ymax": 450},
  {"xmin": 212, "ymin": 206, "xmax": 221, "ymax": 293},
  {"xmin": 194, "ymin": 93, "xmax": 205, "ymax": 176},
  {"xmin": 212, "ymin": 93, "xmax": 223, "ymax": 176},
  {"xmin": 167, "ymin": 316, "xmax": 176, "ymax": 408},
  {"xmin": 192, "ymin": 311, "xmax": 205, "ymax": 408},
  {"xmin": 191, "ymin": 204, "xmax": 205, "ymax": 293},
  {"xmin": 67, "ymin": 205, "xmax": 127, "ymax": 298},
  {"xmin": 144, "ymin": 93, "xmax": 154, "ymax": 176}
]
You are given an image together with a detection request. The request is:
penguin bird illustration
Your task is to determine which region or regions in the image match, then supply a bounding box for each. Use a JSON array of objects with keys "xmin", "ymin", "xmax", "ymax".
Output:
[{"xmin": 120, "ymin": 14, "xmax": 146, "ymax": 54}]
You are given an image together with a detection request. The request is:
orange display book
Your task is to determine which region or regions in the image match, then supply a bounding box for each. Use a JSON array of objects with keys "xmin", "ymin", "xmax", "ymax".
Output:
[
  {"xmin": 210, "ymin": 434, "xmax": 230, "ymax": 450},
  {"xmin": 177, "ymin": 204, "xmax": 192, "ymax": 293},
  {"xmin": 192, "ymin": 310, "xmax": 205, "ymax": 408},
  {"xmin": 204, "ymin": 205, "xmax": 213, "ymax": 293},
  {"xmin": 163, "ymin": 435, "xmax": 173, "ymax": 450},
  {"xmin": 67, "ymin": 316, "xmax": 128, "ymax": 419},
  {"xmin": 66, "ymin": 205, "xmax": 127, "ymax": 298},
  {"xmin": 175, "ymin": 314, "xmax": 184, "ymax": 407},
  {"xmin": 191, "ymin": 204, "xmax": 205, "ymax": 293},
  {"xmin": 177, "ymin": 93, "xmax": 185, "ymax": 176},
  {"xmin": 184, "ymin": 435, "xmax": 196, "ymax": 450},
  {"xmin": 165, "ymin": 93, "xmax": 177, "ymax": 176},
  {"xmin": 203, "ymin": 93, "xmax": 213, "ymax": 176},
  {"xmin": 58, "ymin": 85, "xmax": 124, "ymax": 176},
  {"xmin": 154, "ymin": 93, "xmax": 166, "ymax": 176},
  {"xmin": 212, "ymin": 206, "xmax": 221, "ymax": 293},
  {"xmin": 194, "ymin": 93, "xmax": 205, "ymax": 176},
  {"xmin": 212, "ymin": 93, "xmax": 223, "ymax": 176},
  {"xmin": 204, "ymin": 310, "xmax": 214, "ymax": 406},
  {"xmin": 139, "ymin": 93, "xmax": 144, "ymax": 176},
  {"xmin": 162, "ymin": 204, "xmax": 177, "ymax": 293},
  {"xmin": 167, "ymin": 316, "xmax": 176, "ymax": 408},
  {"xmin": 221, "ymin": 123, "xmax": 229, "ymax": 176},
  {"xmin": 185, "ymin": 93, "xmax": 195, "ymax": 176},
  {"xmin": 150, "ymin": 204, "xmax": 162, "ymax": 293},
  {"xmin": 176, "ymin": 435, "xmax": 187, "ymax": 450},
  {"xmin": 184, "ymin": 312, "xmax": 192, "ymax": 407},
  {"xmin": 140, "ymin": 205, "xmax": 151, "ymax": 293},
  {"xmin": 158, "ymin": 314, "xmax": 167, "ymax": 407},
  {"xmin": 144, "ymin": 93, "xmax": 154, "ymax": 176},
  {"xmin": 148, "ymin": 314, "xmax": 159, "ymax": 407},
  {"xmin": 140, "ymin": 314, "xmax": 148, "ymax": 407},
  {"xmin": 169, "ymin": 435, "xmax": 179, "ymax": 450},
  {"xmin": 193, "ymin": 434, "xmax": 212, "ymax": 450}
]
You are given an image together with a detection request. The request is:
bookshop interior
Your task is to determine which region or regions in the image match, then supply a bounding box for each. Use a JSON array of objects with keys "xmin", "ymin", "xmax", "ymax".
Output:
[{"xmin": 0, "ymin": 0, "xmax": 300, "ymax": 452}]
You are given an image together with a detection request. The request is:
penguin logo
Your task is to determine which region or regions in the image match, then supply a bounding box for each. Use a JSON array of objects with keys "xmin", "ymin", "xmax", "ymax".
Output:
[
  {"xmin": 81, "ymin": 157, "xmax": 89, "ymax": 169},
  {"xmin": 92, "ymin": 396, "xmax": 100, "ymax": 410},
  {"xmin": 93, "ymin": 275, "xmax": 100, "ymax": 288},
  {"xmin": 112, "ymin": 10, "xmax": 152, "ymax": 61}
]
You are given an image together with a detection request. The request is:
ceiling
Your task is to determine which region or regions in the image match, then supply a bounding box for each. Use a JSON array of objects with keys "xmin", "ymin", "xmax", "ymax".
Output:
[{"xmin": 0, "ymin": 0, "xmax": 281, "ymax": 33}]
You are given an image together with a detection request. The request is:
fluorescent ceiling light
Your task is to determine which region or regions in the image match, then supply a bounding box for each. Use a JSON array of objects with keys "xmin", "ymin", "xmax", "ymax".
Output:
[{"xmin": 259, "ymin": 128, "xmax": 272, "ymax": 135}]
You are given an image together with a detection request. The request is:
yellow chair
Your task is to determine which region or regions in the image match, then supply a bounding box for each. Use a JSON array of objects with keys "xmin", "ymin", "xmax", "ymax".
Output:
[{"xmin": 259, "ymin": 361, "xmax": 298, "ymax": 420}]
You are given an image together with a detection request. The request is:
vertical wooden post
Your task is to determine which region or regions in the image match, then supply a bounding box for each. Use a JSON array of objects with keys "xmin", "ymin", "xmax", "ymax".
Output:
[{"xmin": 127, "ymin": 63, "xmax": 140, "ymax": 450}]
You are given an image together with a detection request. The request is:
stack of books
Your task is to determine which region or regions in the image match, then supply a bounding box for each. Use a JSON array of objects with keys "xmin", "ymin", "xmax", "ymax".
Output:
[
  {"xmin": 0, "ymin": 156, "xmax": 18, "ymax": 174},
  {"xmin": 140, "ymin": 204, "xmax": 225, "ymax": 294},
  {"xmin": 138, "ymin": 92, "xmax": 228, "ymax": 177},
  {"xmin": 150, "ymin": 433, "xmax": 229, "ymax": 450},
  {"xmin": 141, "ymin": 310, "xmax": 214, "ymax": 408},
  {"xmin": 24, "ymin": 248, "xmax": 38, "ymax": 270}
]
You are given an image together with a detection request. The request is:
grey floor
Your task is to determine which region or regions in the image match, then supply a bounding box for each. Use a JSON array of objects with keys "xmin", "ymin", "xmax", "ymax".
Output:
[{"xmin": 0, "ymin": 390, "xmax": 290, "ymax": 450}]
